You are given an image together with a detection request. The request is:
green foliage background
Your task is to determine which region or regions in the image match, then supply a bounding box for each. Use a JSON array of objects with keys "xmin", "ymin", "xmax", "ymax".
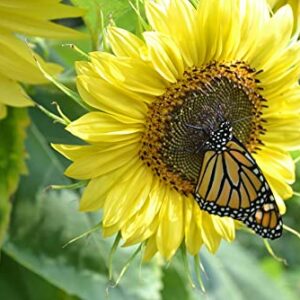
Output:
[{"xmin": 0, "ymin": 1, "xmax": 300, "ymax": 299}]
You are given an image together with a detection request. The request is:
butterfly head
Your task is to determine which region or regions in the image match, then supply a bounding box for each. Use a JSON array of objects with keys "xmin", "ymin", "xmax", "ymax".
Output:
[{"xmin": 205, "ymin": 121, "xmax": 233, "ymax": 151}]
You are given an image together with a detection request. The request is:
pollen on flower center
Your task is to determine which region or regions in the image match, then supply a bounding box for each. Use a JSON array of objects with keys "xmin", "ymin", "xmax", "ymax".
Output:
[{"xmin": 140, "ymin": 61, "xmax": 267, "ymax": 195}]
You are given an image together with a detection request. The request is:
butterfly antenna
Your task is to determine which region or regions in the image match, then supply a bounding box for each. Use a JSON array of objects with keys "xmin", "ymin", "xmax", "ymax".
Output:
[{"xmin": 232, "ymin": 115, "xmax": 253, "ymax": 125}]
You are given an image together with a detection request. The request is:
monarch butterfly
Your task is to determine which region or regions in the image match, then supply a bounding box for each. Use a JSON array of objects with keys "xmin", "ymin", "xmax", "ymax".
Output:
[{"xmin": 194, "ymin": 121, "xmax": 282, "ymax": 239}]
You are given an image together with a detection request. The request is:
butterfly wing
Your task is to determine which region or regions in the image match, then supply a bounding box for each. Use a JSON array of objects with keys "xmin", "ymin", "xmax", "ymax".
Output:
[
  {"xmin": 195, "ymin": 137, "xmax": 282, "ymax": 239},
  {"xmin": 195, "ymin": 138, "xmax": 266, "ymax": 219},
  {"xmin": 244, "ymin": 198, "xmax": 283, "ymax": 239}
]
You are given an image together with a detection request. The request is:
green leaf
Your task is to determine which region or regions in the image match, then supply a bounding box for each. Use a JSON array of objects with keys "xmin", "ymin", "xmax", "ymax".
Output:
[
  {"xmin": 161, "ymin": 243, "xmax": 298, "ymax": 300},
  {"xmin": 161, "ymin": 259, "xmax": 192, "ymax": 300},
  {"xmin": 200, "ymin": 243, "xmax": 296, "ymax": 300},
  {"xmin": 0, "ymin": 253, "xmax": 80, "ymax": 300},
  {"xmin": 3, "ymin": 121, "xmax": 162, "ymax": 300},
  {"xmin": 0, "ymin": 107, "xmax": 29, "ymax": 246},
  {"xmin": 72, "ymin": 0, "xmax": 138, "ymax": 50},
  {"xmin": 73, "ymin": 0, "xmax": 137, "ymax": 30}
]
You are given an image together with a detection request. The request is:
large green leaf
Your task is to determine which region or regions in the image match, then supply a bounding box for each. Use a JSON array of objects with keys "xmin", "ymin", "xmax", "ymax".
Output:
[
  {"xmin": 2, "ymin": 121, "xmax": 162, "ymax": 300},
  {"xmin": 0, "ymin": 253, "xmax": 80, "ymax": 300},
  {"xmin": 0, "ymin": 107, "xmax": 29, "ymax": 245},
  {"xmin": 202, "ymin": 243, "xmax": 296, "ymax": 300},
  {"xmin": 161, "ymin": 243, "xmax": 298, "ymax": 300}
]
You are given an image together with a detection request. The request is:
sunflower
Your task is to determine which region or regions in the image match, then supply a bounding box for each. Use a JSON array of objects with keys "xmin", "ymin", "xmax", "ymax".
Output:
[
  {"xmin": 0, "ymin": 0, "xmax": 85, "ymax": 119},
  {"xmin": 53, "ymin": 0, "xmax": 300, "ymax": 260},
  {"xmin": 268, "ymin": 0, "xmax": 300, "ymax": 36}
]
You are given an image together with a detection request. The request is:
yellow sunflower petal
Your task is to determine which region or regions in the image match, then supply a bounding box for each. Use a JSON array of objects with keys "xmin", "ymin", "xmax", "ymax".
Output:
[
  {"xmin": 263, "ymin": 87, "xmax": 300, "ymax": 116},
  {"xmin": 103, "ymin": 161, "xmax": 146, "ymax": 227},
  {"xmin": 145, "ymin": 0, "xmax": 198, "ymax": 67},
  {"xmin": 263, "ymin": 115, "xmax": 300, "ymax": 150},
  {"xmin": 65, "ymin": 142, "xmax": 139, "ymax": 180},
  {"xmin": 268, "ymin": 0, "xmax": 300, "ymax": 36},
  {"xmin": 117, "ymin": 168, "xmax": 153, "ymax": 228},
  {"xmin": 254, "ymin": 146, "xmax": 295, "ymax": 184},
  {"xmin": 80, "ymin": 177, "xmax": 107, "ymax": 211},
  {"xmin": 121, "ymin": 178, "xmax": 164, "ymax": 242},
  {"xmin": 143, "ymin": 235, "xmax": 158, "ymax": 261},
  {"xmin": 66, "ymin": 112, "xmax": 144, "ymax": 143},
  {"xmin": 89, "ymin": 52, "xmax": 167, "ymax": 96},
  {"xmin": 258, "ymin": 42, "xmax": 300, "ymax": 84},
  {"xmin": 184, "ymin": 197, "xmax": 203, "ymax": 255},
  {"xmin": 80, "ymin": 158, "xmax": 139, "ymax": 211},
  {"xmin": 195, "ymin": 0, "xmax": 222, "ymax": 64},
  {"xmin": 196, "ymin": 0, "xmax": 241, "ymax": 62},
  {"xmin": 122, "ymin": 217, "xmax": 159, "ymax": 247},
  {"xmin": 218, "ymin": 0, "xmax": 241, "ymax": 61},
  {"xmin": 143, "ymin": 32, "xmax": 184, "ymax": 82},
  {"xmin": 212, "ymin": 216, "xmax": 235, "ymax": 242},
  {"xmin": 52, "ymin": 144, "xmax": 102, "ymax": 161},
  {"xmin": 247, "ymin": 5, "xmax": 293, "ymax": 70},
  {"xmin": 156, "ymin": 188, "xmax": 184, "ymax": 259},
  {"xmin": 76, "ymin": 76, "xmax": 148, "ymax": 121},
  {"xmin": 75, "ymin": 61, "xmax": 97, "ymax": 77},
  {"xmin": 102, "ymin": 223, "xmax": 120, "ymax": 238},
  {"xmin": 265, "ymin": 172, "xmax": 294, "ymax": 200},
  {"xmin": 236, "ymin": 0, "xmax": 270, "ymax": 59},
  {"xmin": 78, "ymin": 60, "xmax": 155, "ymax": 105},
  {"xmin": 0, "ymin": 0, "xmax": 86, "ymax": 39},
  {"xmin": 195, "ymin": 0, "xmax": 243, "ymax": 63},
  {"xmin": 270, "ymin": 186, "xmax": 287, "ymax": 215},
  {"xmin": 108, "ymin": 26, "xmax": 145, "ymax": 59},
  {"xmin": 0, "ymin": 32, "xmax": 63, "ymax": 84},
  {"xmin": 198, "ymin": 211, "xmax": 221, "ymax": 254},
  {"xmin": 0, "ymin": 74, "xmax": 33, "ymax": 107}
]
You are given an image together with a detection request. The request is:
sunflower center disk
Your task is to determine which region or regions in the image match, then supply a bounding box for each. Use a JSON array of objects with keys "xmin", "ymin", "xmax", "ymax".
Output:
[{"xmin": 140, "ymin": 61, "xmax": 266, "ymax": 195}]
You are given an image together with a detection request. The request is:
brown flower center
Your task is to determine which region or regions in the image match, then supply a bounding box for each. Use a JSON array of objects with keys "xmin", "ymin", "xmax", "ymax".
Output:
[{"xmin": 140, "ymin": 61, "xmax": 266, "ymax": 195}]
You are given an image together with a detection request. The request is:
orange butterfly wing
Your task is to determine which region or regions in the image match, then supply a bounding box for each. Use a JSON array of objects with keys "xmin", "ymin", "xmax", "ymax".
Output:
[
  {"xmin": 195, "ymin": 138, "xmax": 282, "ymax": 239},
  {"xmin": 196, "ymin": 139, "xmax": 265, "ymax": 217},
  {"xmin": 244, "ymin": 201, "xmax": 282, "ymax": 239}
]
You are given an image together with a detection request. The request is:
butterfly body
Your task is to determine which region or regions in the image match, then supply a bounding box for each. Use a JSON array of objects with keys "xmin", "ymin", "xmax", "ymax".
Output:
[{"xmin": 194, "ymin": 121, "xmax": 282, "ymax": 239}]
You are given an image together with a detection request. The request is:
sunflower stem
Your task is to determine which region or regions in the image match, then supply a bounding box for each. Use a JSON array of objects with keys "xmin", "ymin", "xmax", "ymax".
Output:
[
  {"xmin": 129, "ymin": 0, "xmax": 151, "ymax": 33},
  {"xmin": 30, "ymin": 51, "xmax": 91, "ymax": 111},
  {"xmin": 263, "ymin": 239, "xmax": 287, "ymax": 265},
  {"xmin": 293, "ymin": 155, "xmax": 300, "ymax": 164},
  {"xmin": 108, "ymin": 233, "xmax": 122, "ymax": 280},
  {"xmin": 293, "ymin": 191, "xmax": 300, "ymax": 198},
  {"xmin": 134, "ymin": 0, "xmax": 144, "ymax": 36},
  {"xmin": 36, "ymin": 104, "xmax": 68, "ymax": 126},
  {"xmin": 100, "ymin": 10, "xmax": 109, "ymax": 52},
  {"xmin": 51, "ymin": 101, "xmax": 71, "ymax": 124},
  {"xmin": 112, "ymin": 244, "xmax": 142, "ymax": 287},
  {"xmin": 180, "ymin": 244, "xmax": 196, "ymax": 288},
  {"xmin": 62, "ymin": 222, "xmax": 102, "ymax": 248},
  {"xmin": 47, "ymin": 180, "xmax": 87, "ymax": 191},
  {"xmin": 139, "ymin": 242, "xmax": 146, "ymax": 279},
  {"xmin": 194, "ymin": 255, "xmax": 206, "ymax": 293},
  {"xmin": 61, "ymin": 43, "xmax": 89, "ymax": 59},
  {"xmin": 283, "ymin": 224, "xmax": 300, "ymax": 239}
]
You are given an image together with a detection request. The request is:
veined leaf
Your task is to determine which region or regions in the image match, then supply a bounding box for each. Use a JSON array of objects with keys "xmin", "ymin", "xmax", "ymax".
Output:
[
  {"xmin": 161, "ymin": 243, "xmax": 298, "ymax": 300},
  {"xmin": 0, "ymin": 253, "xmax": 80, "ymax": 300}
]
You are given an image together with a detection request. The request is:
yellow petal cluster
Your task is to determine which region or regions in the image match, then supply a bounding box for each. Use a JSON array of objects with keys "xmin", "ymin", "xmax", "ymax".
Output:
[
  {"xmin": 0, "ymin": 0, "xmax": 85, "ymax": 119},
  {"xmin": 54, "ymin": 0, "xmax": 300, "ymax": 260},
  {"xmin": 268, "ymin": 0, "xmax": 300, "ymax": 36}
]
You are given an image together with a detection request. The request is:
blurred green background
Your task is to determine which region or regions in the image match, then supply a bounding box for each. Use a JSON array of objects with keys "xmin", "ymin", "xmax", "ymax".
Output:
[{"xmin": 1, "ymin": 1, "xmax": 300, "ymax": 299}]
